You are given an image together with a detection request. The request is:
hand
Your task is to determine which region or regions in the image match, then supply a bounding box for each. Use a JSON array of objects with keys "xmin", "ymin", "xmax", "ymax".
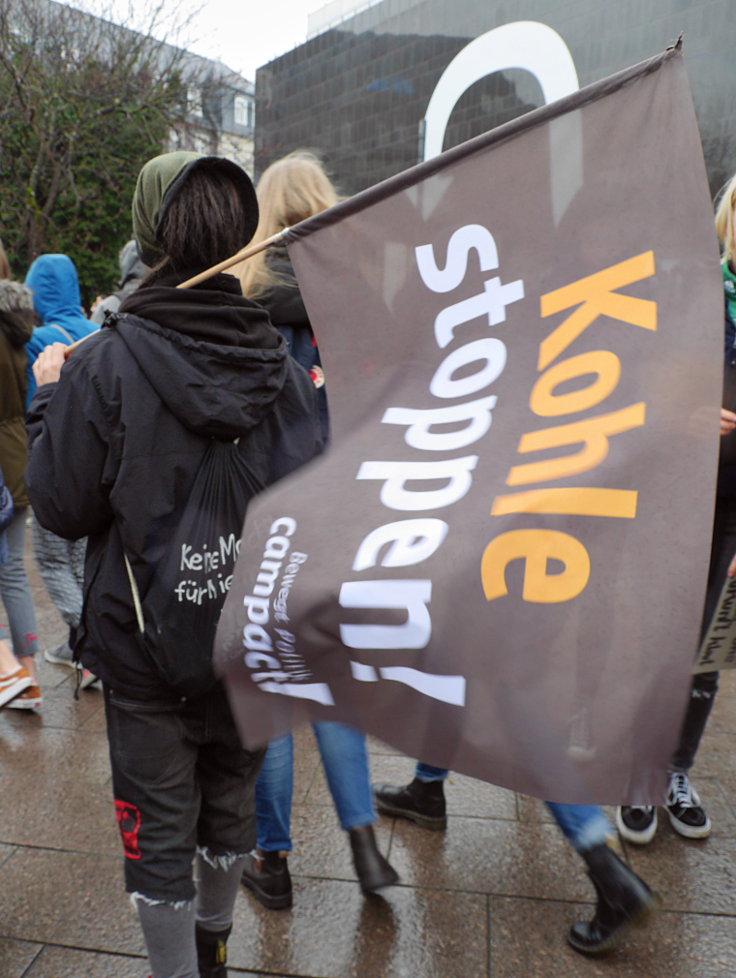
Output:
[
  {"xmin": 729, "ymin": 552, "xmax": 736, "ymax": 577},
  {"xmin": 721, "ymin": 408, "xmax": 736, "ymax": 436},
  {"xmin": 32, "ymin": 342, "xmax": 67, "ymax": 387}
]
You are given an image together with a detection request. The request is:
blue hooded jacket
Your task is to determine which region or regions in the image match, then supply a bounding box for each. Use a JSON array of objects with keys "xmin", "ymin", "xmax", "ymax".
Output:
[{"xmin": 25, "ymin": 254, "xmax": 98, "ymax": 406}]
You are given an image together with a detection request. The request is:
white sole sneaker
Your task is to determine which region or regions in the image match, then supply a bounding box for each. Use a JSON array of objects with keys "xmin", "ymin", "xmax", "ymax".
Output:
[
  {"xmin": 666, "ymin": 808, "xmax": 712, "ymax": 839},
  {"xmin": 0, "ymin": 668, "xmax": 33, "ymax": 707},
  {"xmin": 615, "ymin": 806, "xmax": 658, "ymax": 845},
  {"xmin": 77, "ymin": 668, "xmax": 99, "ymax": 690},
  {"xmin": 5, "ymin": 683, "xmax": 42, "ymax": 709},
  {"xmin": 43, "ymin": 645, "xmax": 76, "ymax": 668},
  {"xmin": 665, "ymin": 772, "xmax": 712, "ymax": 839}
]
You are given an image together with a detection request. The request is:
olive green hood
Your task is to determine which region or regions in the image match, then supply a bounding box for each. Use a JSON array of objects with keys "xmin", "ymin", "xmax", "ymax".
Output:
[{"xmin": 132, "ymin": 151, "xmax": 259, "ymax": 267}]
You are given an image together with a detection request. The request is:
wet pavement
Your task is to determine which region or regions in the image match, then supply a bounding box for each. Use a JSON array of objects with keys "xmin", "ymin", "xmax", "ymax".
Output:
[{"xmin": 2, "ymin": 537, "xmax": 736, "ymax": 977}]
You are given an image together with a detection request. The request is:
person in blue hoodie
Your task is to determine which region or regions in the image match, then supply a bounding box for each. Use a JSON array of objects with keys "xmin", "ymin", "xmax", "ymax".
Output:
[
  {"xmin": 24, "ymin": 254, "xmax": 98, "ymax": 690},
  {"xmin": 25, "ymin": 253, "xmax": 97, "ymax": 406}
]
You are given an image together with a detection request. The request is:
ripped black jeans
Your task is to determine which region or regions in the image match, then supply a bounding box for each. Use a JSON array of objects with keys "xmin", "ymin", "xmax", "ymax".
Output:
[{"xmin": 104, "ymin": 683, "xmax": 263, "ymax": 902}]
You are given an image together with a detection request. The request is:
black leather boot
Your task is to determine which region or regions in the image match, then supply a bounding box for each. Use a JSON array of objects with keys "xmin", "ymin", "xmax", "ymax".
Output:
[
  {"xmin": 567, "ymin": 843, "xmax": 659, "ymax": 955},
  {"xmin": 195, "ymin": 922, "xmax": 231, "ymax": 978},
  {"xmin": 348, "ymin": 824, "xmax": 399, "ymax": 894},
  {"xmin": 240, "ymin": 849, "xmax": 293, "ymax": 910},
  {"xmin": 373, "ymin": 777, "xmax": 447, "ymax": 830}
]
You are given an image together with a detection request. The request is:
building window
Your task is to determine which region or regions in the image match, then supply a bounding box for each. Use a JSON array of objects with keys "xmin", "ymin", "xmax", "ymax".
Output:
[{"xmin": 234, "ymin": 94, "xmax": 252, "ymax": 128}]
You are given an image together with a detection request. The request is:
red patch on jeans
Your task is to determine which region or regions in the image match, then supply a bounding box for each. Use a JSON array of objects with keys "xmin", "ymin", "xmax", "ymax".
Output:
[{"xmin": 115, "ymin": 799, "xmax": 142, "ymax": 859}]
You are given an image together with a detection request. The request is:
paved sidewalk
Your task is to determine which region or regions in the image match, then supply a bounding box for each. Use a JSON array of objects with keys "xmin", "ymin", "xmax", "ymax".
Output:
[{"xmin": 2, "ymin": 541, "xmax": 736, "ymax": 977}]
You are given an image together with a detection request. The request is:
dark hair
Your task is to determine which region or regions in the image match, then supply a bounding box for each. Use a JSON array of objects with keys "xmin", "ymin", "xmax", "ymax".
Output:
[{"xmin": 149, "ymin": 167, "xmax": 250, "ymax": 281}]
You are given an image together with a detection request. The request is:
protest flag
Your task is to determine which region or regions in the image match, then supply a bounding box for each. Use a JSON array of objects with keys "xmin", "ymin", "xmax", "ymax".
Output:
[{"xmin": 214, "ymin": 45, "xmax": 723, "ymax": 804}]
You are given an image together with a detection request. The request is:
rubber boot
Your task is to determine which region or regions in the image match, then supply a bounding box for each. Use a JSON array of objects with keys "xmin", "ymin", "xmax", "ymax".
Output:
[
  {"xmin": 373, "ymin": 777, "xmax": 447, "ymax": 830},
  {"xmin": 240, "ymin": 849, "xmax": 292, "ymax": 909},
  {"xmin": 567, "ymin": 842, "xmax": 659, "ymax": 955},
  {"xmin": 348, "ymin": 824, "xmax": 399, "ymax": 894},
  {"xmin": 195, "ymin": 922, "xmax": 231, "ymax": 978}
]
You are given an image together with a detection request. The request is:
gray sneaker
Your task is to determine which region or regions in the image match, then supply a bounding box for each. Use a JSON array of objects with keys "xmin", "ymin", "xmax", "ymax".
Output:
[
  {"xmin": 44, "ymin": 644, "xmax": 75, "ymax": 668},
  {"xmin": 77, "ymin": 667, "xmax": 99, "ymax": 690}
]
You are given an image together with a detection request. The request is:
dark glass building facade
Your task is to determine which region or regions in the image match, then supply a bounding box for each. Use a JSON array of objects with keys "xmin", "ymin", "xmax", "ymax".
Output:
[{"xmin": 254, "ymin": 0, "xmax": 736, "ymax": 199}]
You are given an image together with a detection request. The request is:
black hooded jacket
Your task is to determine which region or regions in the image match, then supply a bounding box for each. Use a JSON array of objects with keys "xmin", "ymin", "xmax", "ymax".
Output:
[
  {"xmin": 258, "ymin": 247, "xmax": 329, "ymax": 440},
  {"xmin": 26, "ymin": 272, "xmax": 322, "ymax": 699}
]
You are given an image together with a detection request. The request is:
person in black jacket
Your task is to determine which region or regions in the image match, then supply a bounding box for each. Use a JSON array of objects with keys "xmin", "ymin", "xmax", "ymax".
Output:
[
  {"xmin": 616, "ymin": 172, "xmax": 736, "ymax": 847},
  {"xmin": 238, "ymin": 150, "xmax": 333, "ymax": 441},
  {"xmin": 90, "ymin": 236, "xmax": 147, "ymax": 325},
  {"xmin": 26, "ymin": 151, "xmax": 323, "ymax": 978}
]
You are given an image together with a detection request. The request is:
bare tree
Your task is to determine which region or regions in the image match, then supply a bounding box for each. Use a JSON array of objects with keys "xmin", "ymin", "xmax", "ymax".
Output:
[{"xmin": 0, "ymin": 0, "xmax": 189, "ymax": 299}]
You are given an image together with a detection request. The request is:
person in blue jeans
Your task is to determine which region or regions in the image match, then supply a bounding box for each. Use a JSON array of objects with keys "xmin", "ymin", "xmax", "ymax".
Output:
[
  {"xmin": 241, "ymin": 721, "xmax": 398, "ymax": 908},
  {"xmin": 239, "ymin": 153, "xmax": 398, "ymax": 909},
  {"xmin": 374, "ymin": 763, "xmax": 658, "ymax": 956},
  {"xmin": 0, "ymin": 241, "xmax": 41, "ymax": 708}
]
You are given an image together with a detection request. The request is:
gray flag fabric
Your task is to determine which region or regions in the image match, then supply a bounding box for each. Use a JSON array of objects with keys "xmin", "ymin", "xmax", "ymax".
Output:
[{"xmin": 214, "ymin": 46, "xmax": 723, "ymax": 804}]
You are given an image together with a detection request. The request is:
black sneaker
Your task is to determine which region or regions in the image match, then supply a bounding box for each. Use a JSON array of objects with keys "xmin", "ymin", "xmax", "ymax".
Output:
[
  {"xmin": 373, "ymin": 778, "xmax": 447, "ymax": 830},
  {"xmin": 241, "ymin": 849, "xmax": 292, "ymax": 909},
  {"xmin": 615, "ymin": 805, "xmax": 657, "ymax": 845},
  {"xmin": 665, "ymin": 771, "xmax": 711, "ymax": 839}
]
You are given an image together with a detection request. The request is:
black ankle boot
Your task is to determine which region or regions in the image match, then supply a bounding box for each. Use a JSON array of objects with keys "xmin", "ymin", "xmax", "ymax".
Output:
[
  {"xmin": 348, "ymin": 824, "xmax": 399, "ymax": 894},
  {"xmin": 567, "ymin": 843, "xmax": 659, "ymax": 955},
  {"xmin": 240, "ymin": 849, "xmax": 292, "ymax": 910},
  {"xmin": 195, "ymin": 922, "xmax": 231, "ymax": 978},
  {"xmin": 373, "ymin": 777, "xmax": 447, "ymax": 830}
]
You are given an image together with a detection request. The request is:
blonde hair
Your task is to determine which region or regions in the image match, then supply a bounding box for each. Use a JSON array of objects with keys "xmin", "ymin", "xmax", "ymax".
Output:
[
  {"xmin": 237, "ymin": 151, "xmax": 340, "ymax": 298},
  {"xmin": 0, "ymin": 238, "xmax": 10, "ymax": 280},
  {"xmin": 715, "ymin": 172, "xmax": 736, "ymax": 266}
]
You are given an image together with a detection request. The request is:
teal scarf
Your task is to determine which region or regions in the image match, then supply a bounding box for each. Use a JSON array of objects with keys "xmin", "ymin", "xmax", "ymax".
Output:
[{"xmin": 723, "ymin": 260, "xmax": 736, "ymax": 326}]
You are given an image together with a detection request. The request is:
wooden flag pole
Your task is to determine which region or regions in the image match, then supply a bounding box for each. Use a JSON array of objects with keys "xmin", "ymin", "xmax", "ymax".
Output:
[
  {"xmin": 64, "ymin": 228, "xmax": 290, "ymax": 358},
  {"xmin": 176, "ymin": 228, "xmax": 289, "ymax": 288}
]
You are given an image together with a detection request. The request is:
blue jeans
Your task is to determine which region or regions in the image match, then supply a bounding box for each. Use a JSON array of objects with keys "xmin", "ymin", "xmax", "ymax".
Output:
[
  {"xmin": 256, "ymin": 720, "xmax": 375, "ymax": 851},
  {"xmin": 0, "ymin": 507, "xmax": 39, "ymax": 656},
  {"xmin": 414, "ymin": 764, "xmax": 611, "ymax": 853},
  {"xmin": 31, "ymin": 515, "xmax": 86, "ymax": 629}
]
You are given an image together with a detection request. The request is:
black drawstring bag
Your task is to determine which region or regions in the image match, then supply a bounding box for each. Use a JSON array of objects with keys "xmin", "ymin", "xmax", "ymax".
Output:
[{"xmin": 125, "ymin": 438, "xmax": 263, "ymax": 698}]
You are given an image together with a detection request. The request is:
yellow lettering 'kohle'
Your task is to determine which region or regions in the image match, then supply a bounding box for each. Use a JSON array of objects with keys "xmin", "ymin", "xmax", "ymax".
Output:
[{"xmin": 481, "ymin": 251, "xmax": 655, "ymax": 603}]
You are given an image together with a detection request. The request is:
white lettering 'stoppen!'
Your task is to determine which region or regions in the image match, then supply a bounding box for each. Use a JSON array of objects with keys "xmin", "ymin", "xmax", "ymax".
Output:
[{"xmin": 336, "ymin": 223, "xmax": 524, "ymax": 707}]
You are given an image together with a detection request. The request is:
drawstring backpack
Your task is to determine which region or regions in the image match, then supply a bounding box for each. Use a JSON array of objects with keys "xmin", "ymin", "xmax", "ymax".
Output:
[{"xmin": 125, "ymin": 437, "xmax": 264, "ymax": 698}]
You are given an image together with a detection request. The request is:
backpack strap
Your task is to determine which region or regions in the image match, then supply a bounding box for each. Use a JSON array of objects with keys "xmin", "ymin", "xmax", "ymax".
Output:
[
  {"xmin": 49, "ymin": 323, "xmax": 75, "ymax": 344},
  {"xmin": 124, "ymin": 553, "xmax": 145, "ymax": 634}
]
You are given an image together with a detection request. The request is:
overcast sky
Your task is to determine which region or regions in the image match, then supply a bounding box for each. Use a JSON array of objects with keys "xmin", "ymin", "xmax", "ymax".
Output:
[{"xmin": 70, "ymin": 0, "xmax": 330, "ymax": 81}]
